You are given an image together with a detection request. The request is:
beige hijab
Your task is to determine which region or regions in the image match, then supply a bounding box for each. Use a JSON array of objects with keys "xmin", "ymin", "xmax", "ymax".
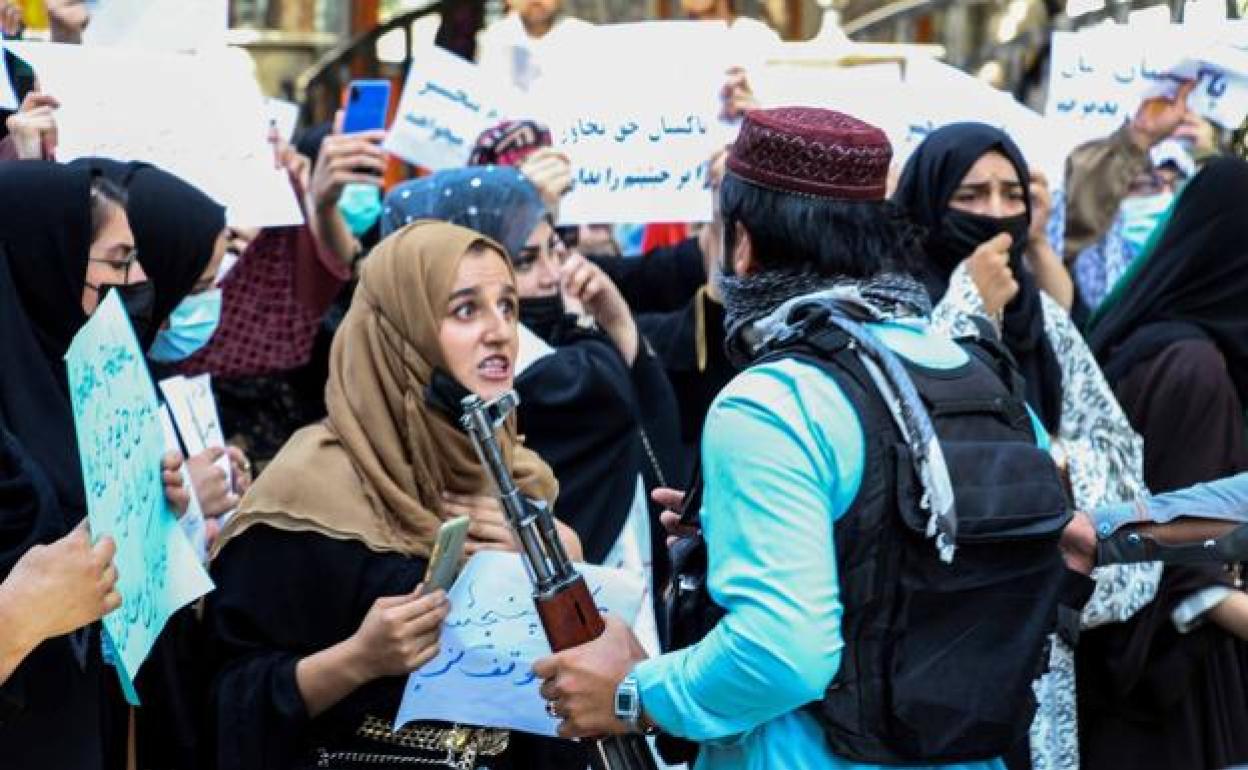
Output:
[{"xmin": 213, "ymin": 221, "xmax": 558, "ymax": 559}]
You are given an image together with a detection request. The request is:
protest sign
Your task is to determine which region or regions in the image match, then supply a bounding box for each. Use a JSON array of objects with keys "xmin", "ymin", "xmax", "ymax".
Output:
[
  {"xmin": 385, "ymin": 45, "xmax": 523, "ymax": 171},
  {"xmin": 64, "ymin": 291, "xmax": 214, "ymax": 703},
  {"xmin": 266, "ymin": 98, "xmax": 300, "ymax": 142},
  {"xmin": 539, "ymin": 22, "xmax": 736, "ymax": 224},
  {"xmin": 754, "ymin": 58, "xmax": 904, "ymax": 112},
  {"xmin": 83, "ymin": 0, "xmax": 228, "ymax": 53},
  {"xmin": 395, "ymin": 552, "xmax": 643, "ymax": 736},
  {"xmin": 1045, "ymin": 25, "xmax": 1248, "ymax": 151},
  {"xmin": 894, "ymin": 57, "xmax": 1064, "ymax": 182},
  {"xmin": 159, "ymin": 374, "xmax": 233, "ymax": 499},
  {"xmin": 7, "ymin": 42, "xmax": 302, "ymax": 228},
  {"xmin": 158, "ymin": 406, "xmax": 208, "ymax": 563}
]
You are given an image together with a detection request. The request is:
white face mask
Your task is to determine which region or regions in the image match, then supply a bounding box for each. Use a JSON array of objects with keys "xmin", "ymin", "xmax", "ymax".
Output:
[
  {"xmin": 1119, "ymin": 192, "xmax": 1174, "ymax": 254},
  {"xmin": 147, "ymin": 288, "xmax": 222, "ymax": 363}
]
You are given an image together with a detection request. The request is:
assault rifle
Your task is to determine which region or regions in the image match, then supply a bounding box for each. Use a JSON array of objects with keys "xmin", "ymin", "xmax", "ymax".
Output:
[{"xmin": 459, "ymin": 391, "xmax": 658, "ymax": 770}]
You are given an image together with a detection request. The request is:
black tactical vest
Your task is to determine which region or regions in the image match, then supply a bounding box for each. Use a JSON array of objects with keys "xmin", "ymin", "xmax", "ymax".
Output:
[{"xmin": 661, "ymin": 321, "xmax": 1072, "ymax": 765}]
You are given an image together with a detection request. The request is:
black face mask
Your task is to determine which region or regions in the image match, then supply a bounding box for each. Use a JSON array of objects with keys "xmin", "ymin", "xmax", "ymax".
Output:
[
  {"xmin": 96, "ymin": 281, "xmax": 156, "ymax": 346},
  {"xmin": 929, "ymin": 209, "xmax": 1029, "ymax": 275},
  {"xmin": 519, "ymin": 294, "xmax": 567, "ymax": 343}
]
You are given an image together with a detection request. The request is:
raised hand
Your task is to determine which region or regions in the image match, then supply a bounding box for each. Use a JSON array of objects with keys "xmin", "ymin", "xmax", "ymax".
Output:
[
  {"xmin": 966, "ymin": 232, "xmax": 1019, "ymax": 318},
  {"xmin": 6, "ymin": 92, "xmax": 60, "ymax": 160},
  {"xmin": 1130, "ymin": 80, "xmax": 1197, "ymax": 150},
  {"xmin": 559, "ymin": 251, "xmax": 638, "ymax": 365}
]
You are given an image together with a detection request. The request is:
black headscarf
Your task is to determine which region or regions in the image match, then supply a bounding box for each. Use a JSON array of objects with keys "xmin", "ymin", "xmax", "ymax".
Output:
[
  {"xmin": 70, "ymin": 159, "xmax": 226, "ymax": 342},
  {"xmin": 1088, "ymin": 157, "xmax": 1248, "ymax": 399},
  {"xmin": 0, "ymin": 161, "xmax": 94, "ymax": 522},
  {"xmin": 893, "ymin": 122, "xmax": 1064, "ymax": 432}
]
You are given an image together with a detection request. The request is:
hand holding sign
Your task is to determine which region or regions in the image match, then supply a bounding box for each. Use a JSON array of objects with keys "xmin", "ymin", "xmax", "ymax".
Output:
[
  {"xmin": 519, "ymin": 148, "xmax": 573, "ymax": 214},
  {"xmin": 6, "ymin": 92, "xmax": 60, "ymax": 161},
  {"xmin": 1131, "ymin": 80, "xmax": 1197, "ymax": 150},
  {"xmin": 396, "ymin": 553, "xmax": 643, "ymax": 736}
]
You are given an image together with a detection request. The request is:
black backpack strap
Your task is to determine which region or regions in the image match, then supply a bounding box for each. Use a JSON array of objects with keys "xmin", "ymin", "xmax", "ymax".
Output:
[{"xmin": 957, "ymin": 319, "xmax": 1030, "ymax": 407}]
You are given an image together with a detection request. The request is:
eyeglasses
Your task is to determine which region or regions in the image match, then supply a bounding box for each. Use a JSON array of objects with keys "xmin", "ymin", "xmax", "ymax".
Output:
[
  {"xmin": 88, "ymin": 249, "xmax": 140, "ymax": 283},
  {"xmin": 1127, "ymin": 171, "xmax": 1184, "ymax": 197}
]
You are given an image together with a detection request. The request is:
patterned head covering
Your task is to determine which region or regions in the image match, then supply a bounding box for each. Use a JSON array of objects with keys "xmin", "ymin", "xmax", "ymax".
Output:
[
  {"xmin": 468, "ymin": 120, "xmax": 553, "ymax": 168},
  {"xmin": 727, "ymin": 107, "xmax": 893, "ymax": 200},
  {"xmin": 382, "ymin": 166, "xmax": 546, "ymax": 259}
]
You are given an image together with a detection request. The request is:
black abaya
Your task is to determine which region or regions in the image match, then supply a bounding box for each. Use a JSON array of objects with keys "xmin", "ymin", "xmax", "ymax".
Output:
[
  {"xmin": 0, "ymin": 162, "xmax": 123, "ymax": 770},
  {"xmin": 1079, "ymin": 158, "xmax": 1248, "ymax": 770},
  {"xmin": 208, "ymin": 525, "xmax": 525, "ymax": 770}
]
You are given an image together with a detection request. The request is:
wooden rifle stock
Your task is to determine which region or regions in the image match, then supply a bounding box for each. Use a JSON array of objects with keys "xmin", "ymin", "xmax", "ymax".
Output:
[
  {"xmin": 458, "ymin": 392, "xmax": 658, "ymax": 770},
  {"xmin": 535, "ymin": 576, "xmax": 605, "ymax": 651}
]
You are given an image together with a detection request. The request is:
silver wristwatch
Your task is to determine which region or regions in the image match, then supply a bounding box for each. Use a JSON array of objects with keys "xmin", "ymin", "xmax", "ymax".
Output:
[{"xmin": 613, "ymin": 671, "xmax": 655, "ymax": 735}]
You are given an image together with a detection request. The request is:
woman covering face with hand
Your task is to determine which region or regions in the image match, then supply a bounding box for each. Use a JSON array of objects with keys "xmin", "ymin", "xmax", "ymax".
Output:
[
  {"xmin": 893, "ymin": 125, "xmax": 1160, "ymax": 770},
  {"xmin": 207, "ymin": 221, "xmax": 576, "ymax": 770}
]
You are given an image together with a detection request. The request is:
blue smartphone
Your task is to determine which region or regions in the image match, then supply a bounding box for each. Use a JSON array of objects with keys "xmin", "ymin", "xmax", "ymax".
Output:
[{"xmin": 342, "ymin": 79, "xmax": 391, "ymax": 134}]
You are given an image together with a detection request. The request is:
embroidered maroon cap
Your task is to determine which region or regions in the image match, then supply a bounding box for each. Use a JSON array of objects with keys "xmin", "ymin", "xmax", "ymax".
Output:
[{"xmin": 726, "ymin": 107, "xmax": 892, "ymax": 200}]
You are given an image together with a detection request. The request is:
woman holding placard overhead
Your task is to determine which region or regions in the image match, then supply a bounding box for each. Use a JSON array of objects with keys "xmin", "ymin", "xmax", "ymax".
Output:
[
  {"xmin": 0, "ymin": 161, "xmax": 191, "ymax": 770},
  {"xmin": 207, "ymin": 220, "xmax": 582, "ymax": 769}
]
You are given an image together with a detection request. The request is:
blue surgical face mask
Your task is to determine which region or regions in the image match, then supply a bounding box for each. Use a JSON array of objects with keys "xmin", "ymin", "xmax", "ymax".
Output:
[
  {"xmin": 337, "ymin": 182, "xmax": 383, "ymax": 236},
  {"xmin": 1119, "ymin": 192, "xmax": 1174, "ymax": 254},
  {"xmin": 148, "ymin": 288, "xmax": 222, "ymax": 362}
]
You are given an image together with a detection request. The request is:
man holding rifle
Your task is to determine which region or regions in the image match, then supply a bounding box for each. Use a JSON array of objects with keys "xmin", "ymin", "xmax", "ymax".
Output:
[{"xmin": 532, "ymin": 107, "xmax": 1248, "ymax": 769}]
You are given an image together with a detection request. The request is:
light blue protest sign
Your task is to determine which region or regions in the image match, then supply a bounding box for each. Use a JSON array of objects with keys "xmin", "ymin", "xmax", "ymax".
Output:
[
  {"xmin": 395, "ymin": 552, "xmax": 643, "ymax": 736},
  {"xmin": 64, "ymin": 290, "xmax": 214, "ymax": 704}
]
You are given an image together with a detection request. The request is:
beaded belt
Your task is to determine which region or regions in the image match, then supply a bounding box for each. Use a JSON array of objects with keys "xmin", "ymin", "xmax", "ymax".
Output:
[{"xmin": 312, "ymin": 716, "xmax": 509, "ymax": 769}]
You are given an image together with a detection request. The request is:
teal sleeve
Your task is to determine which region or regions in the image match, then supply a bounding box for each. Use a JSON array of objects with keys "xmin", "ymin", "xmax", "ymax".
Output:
[
  {"xmin": 634, "ymin": 360, "xmax": 864, "ymax": 742},
  {"xmin": 1027, "ymin": 405, "xmax": 1051, "ymax": 451}
]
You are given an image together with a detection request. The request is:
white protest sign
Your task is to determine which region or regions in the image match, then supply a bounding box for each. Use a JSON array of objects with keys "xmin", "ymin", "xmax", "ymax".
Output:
[
  {"xmin": 385, "ymin": 45, "xmax": 523, "ymax": 171},
  {"xmin": 540, "ymin": 22, "xmax": 735, "ymax": 225},
  {"xmin": 159, "ymin": 374, "xmax": 232, "ymax": 490},
  {"xmin": 753, "ymin": 59, "xmax": 904, "ymax": 112},
  {"xmin": 1045, "ymin": 25, "xmax": 1248, "ymax": 152},
  {"xmin": 8, "ymin": 43, "xmax": 302, "ymax": 228},
  {"xmin": 83, "ymin": 0, "xmax": 228, "ymax": 53},
  {"xmin": 266, "ymin": 98, "xmax": 300, "ymax": 142},
  {"xmin": 158, "ymin": 405, "xmax": 208, "ymax": 563},
  {"xmin": 395, "ymin": 552, "xmax": 643, "ymax": 736},
  {"xmin": 894, "ymin": 57, "xmax": 1064, "ymax": 182}
]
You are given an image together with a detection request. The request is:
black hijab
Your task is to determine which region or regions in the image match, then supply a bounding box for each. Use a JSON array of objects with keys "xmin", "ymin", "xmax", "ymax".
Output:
[
  {"xmin": 70, "ymin": 159, "xmax": 226, "ymax": 341},
  {"xmin": 893, "ymin": 122, "xmax": 1064, "ymax": 432},
  {"xmin": 1088, "ymin": 157, "xmax": 1248, "ymax": 399},
  {"xmin": 0, "ymin": 161, "xmax": 94, "ymax": 522}
]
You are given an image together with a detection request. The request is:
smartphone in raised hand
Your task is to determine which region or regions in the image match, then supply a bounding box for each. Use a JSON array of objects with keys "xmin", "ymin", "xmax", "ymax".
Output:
[
  {"xmin": 341, "ymin": 79, "xmax": 391, "ymax": 135},
  {"xmin": 421, "ymin": 515, "xmax": 470, "ymax": 594}
]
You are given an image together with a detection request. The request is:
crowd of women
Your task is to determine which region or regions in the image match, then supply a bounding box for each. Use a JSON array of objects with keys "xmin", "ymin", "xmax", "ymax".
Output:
[{"xmin": 2, "ymin": 5, "xmax": 1248, "ymax": 770}]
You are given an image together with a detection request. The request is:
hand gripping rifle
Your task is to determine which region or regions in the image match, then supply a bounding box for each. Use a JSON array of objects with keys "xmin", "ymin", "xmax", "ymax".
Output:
[{"xmin": 459, "ymin": 391, "xmax": 658, "ymax": 770}]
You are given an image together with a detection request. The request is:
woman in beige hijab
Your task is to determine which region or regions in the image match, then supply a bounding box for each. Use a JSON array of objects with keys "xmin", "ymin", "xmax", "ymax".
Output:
[{"xmin": 207, "ymin": 221, "xmax": 578, "ymax": 770}]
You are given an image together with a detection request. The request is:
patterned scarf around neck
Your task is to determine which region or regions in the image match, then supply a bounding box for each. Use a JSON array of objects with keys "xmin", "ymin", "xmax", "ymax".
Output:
[{"xmin": 720, "ymin": 270, "xmax": 957, "ymax": 561}]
